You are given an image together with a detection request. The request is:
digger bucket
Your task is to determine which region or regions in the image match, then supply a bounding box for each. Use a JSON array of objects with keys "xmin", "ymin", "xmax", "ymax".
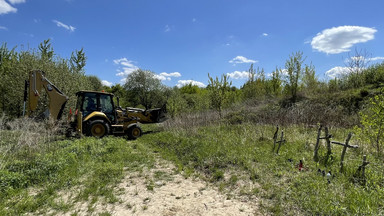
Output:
[{"xmin": 147, "ymin": 104, "xmax": 167, "ymax": 123}]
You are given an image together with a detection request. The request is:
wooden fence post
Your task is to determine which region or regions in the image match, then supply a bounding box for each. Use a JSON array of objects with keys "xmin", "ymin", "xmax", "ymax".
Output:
[
  {"xmin": 313, "ymin": 125, "xmax": 323, "ymax": 161},
  {"xmin": 356, "ymin": 155, "xmax": 370, "ymax": 185},
  {"xmin": 276, "ymin": 130, "xmax": 285, "ymax": 154},
  {"xmin": 330, "ymin": 132, "xmax": 358, "ymax": 173},
  {"xmin": 340, "ymin": 133, "xmax": 352, "ymax": 172},
  {"xmin": 324, "ymin": 126, "xmax": 332, "ymax": 158},
  {"xmin": 272, "ymin": 125, "xmax": 279, "ymax": 152}
]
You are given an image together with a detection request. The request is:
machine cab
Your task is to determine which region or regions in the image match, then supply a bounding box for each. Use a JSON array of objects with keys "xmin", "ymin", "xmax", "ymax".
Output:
[{"xmin": 75, "ymin": 91, "xmax": 116, "ymax": 124}]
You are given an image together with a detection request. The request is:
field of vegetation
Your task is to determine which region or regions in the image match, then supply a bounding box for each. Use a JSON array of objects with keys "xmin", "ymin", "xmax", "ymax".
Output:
[{"xmin": 1, "ymin": 41, "xmax": 384, "ymax": 215}]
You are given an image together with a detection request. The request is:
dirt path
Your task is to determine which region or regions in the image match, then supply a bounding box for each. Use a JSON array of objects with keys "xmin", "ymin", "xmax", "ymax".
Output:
[{"xmin": 58, "ymin": 159, "xmax": 259, "ymax": 216}]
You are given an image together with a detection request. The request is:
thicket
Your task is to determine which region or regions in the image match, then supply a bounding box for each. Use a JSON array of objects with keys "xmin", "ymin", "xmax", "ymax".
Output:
[
  {"xmin": 162, "ymin": 53, "xmax": 384, "ymax": 127},
  {"xmin": 1, "ymin": 41, "xmax": 384, "ymax": 214},
  {"xmin": 0, "ymin": 40, "xmax": 103, "ymax": 119}
]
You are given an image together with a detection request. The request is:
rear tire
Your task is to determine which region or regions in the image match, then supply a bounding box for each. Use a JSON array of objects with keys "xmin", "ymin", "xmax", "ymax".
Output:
[
  {"xmin": 127, "ymin": 125, "xmax": 142, "ymax": 140},
  {"xmin": 87, "ymin": 120, "xmax": 110, "ymax": 138}
]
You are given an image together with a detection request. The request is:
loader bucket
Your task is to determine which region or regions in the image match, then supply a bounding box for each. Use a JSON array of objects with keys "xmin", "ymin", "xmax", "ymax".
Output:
[{"xmin": 148, "ymin": 104, "xmax": 167, "ymax": 123}]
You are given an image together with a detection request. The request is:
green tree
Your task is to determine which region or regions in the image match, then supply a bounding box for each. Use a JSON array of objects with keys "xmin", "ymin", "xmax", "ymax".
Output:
[
  {"xmin": 302, "ymin": 63, "xmax": 318, "ymax": 96},
  {"xmin": 328, "ymin": 78, "xmax": 339, "ymax": 93},
  {"xmin": 70, "ymin": 48, "xmax": 87, "ymax": 74},
  {"xmin": 242, "ymin": 64, "xmax": 267, "ymax": 99},
  {"xmin": 167, "ymin": 88, "xmax": 188, "ymax": 117},
  {"xmin": 124, "ymin": 69, "xmax": 166, "ymax": 109},
  {"xmin": 355, "ymin": 90, "xmax": 384, "ymax": 155},
  {"xmin": 180, "ymin": 82, "xmax": 201, "ymax": 94},
  {"xmin": 270, "ymin": 67, "xmax": 282, "ymax": 97},
  {"xmin": 86, "ymin": 75, "xmax": 103, "ymax": 91},
  {"xmin": 0, "ymin": 40, "xmax": 95, "ymax": 118},
  {"xmin": 207, "ymin": 73, "xmax": 232, "ymax": 117},
  {"xmin": 39, "ymin": 39, "xmax": 54, "ymax": 61},
  {"xmin": 285, "ymin": 51, "xmax": 305, "ymax": 102}
]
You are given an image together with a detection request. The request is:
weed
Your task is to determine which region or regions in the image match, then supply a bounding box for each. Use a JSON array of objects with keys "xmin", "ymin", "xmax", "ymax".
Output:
[
  {"xmin": 146, "ymin": 181, "xmax": 154, "ymax": 191},
  {"xmin": 141, "ymin": 123, "xmax": 384, "ymax": 215},
  {"xmin": 126, "ymin": 203, "xmax": 133, "ymax": 209}
]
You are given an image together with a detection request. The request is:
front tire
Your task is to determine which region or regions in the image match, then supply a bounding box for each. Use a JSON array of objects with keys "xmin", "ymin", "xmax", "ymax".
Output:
[
  {"xmin": 87, "ymin": 120, "xmax": 110, "ymax": 138},
  {"xmin": 127, "ymin": 125, "xmax": 142, "ymax": 140}
]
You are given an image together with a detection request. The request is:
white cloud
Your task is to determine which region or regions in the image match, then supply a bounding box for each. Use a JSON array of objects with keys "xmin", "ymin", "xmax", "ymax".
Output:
[
  {"xmin": 154, "ymin": 74, "xmax": 168, "ymax": 81},
  {"xmin": 262, "ymin": 33, "xmax": 268, "ymax": 37},
  {"xmin": 113, "ymin": 58, "xmax": 139, "ymax": 83},
  {"xmin": 325, "ymin": 66, "xmax": 353, "ymax": 78},
  {"xmin": 8, "ymin": 0, "xmax": 25, "ymax": 4},
  {"xmin": 369, "ymin": 57, "xmax": 384, "ymax": 62},
  {"xmin": 229, "ymin": 56, "xmax": 257, "ymax": 65},
  {"xmin": 0, "ymin": 25, "xmax": 8, "ymax": 30},
  {"xmin": 227, "ymin": 71, "xmax": 250, "ymax": 79},
  {"xmin": 311, "ymin": 26, "xmax": 377, "ymax": 54},
  {"xmin": 344, "ymin": 56, "xmax": 384, "ymax": 64},
  {"xmin": 176, "ymin": 80, "xmax": 206, "ymax": 88},
  {"xmin": 52, "ymin": 20, "xmax": 76, "ymax": 32},
  {"xmin": 101, "ymin": 80, "xmax": 113, "ymax": 87},
  {"xmin": 160, "ymin": 72, "xmax": 181, "ymax": 77},
  {"xmin": 0, "ymin": 0, "xmax": 17, "ymax": 14},
  {"xmin": 155, "ymin": 72, "xmax": 182, "ymax": 81},
  {"xmin": 266, "ymin": 69, "xmax": 287, "ymax": 78},
  {"xmin": 114, "ymin": 58, "xmax": 136, "ymax": 68}
]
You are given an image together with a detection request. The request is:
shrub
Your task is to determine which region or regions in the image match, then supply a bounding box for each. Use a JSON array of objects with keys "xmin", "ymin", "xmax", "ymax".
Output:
[{"xmin": 355, "ymin": 89, "xmax": 384, "ymax": 155}]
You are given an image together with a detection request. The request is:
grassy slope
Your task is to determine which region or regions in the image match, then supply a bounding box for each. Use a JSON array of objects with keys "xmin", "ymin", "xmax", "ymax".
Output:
[
  {"xmin": 1, "ymin": 122, "xmax": 383, "ymax": 215},
  {"xmin": 141, "ymin": 124, "xmax": 384, "ymax": 215}
]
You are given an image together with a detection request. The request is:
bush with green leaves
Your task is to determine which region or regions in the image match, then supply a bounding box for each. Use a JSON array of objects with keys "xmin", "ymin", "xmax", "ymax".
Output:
[
  {"xmin": 207, "ymin": 73, "xmax": 232, "ymax": 117},
  {"xmin": 0, "ymin": 40, "xmax": 102, "ymax": 119},
  {"xmin": 355, "ymin": 89, "xmax": 384, "ymax": 155}
]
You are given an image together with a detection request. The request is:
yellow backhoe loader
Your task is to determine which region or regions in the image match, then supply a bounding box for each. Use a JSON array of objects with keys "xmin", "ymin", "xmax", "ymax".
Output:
[{"xmin": 25, "ymin": 70, "xmax": 166, "ymax": 139}]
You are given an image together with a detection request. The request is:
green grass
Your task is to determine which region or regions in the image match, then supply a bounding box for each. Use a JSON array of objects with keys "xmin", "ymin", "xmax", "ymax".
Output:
[
  {"xmin": 0, "ymin": 134, "xmax": 155, "ymax": 215},
  {"xmin": 141, "ymin": 123, "xmax": 384, "ymax": 215},
  {"xmin": 1, "ymin": 122, "xmax": 383, "ymax": 215}
]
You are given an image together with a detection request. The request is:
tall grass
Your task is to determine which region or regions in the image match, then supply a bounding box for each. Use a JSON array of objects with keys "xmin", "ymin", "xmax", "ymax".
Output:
[
  {"xmin": 0, "ymin": 116, "xmax": 63, "ymax": 169},
  {"xmin": 143, "ymin": 115, "xmax": 384, "ymax": 215},
  {"xmin": 0, "ymin": 116, "xmax": 156, "ymax": 215}
]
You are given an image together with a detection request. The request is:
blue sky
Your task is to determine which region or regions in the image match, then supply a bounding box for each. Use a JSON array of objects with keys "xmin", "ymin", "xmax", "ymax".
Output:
[{"xmin": 1, "ymin": 0, "xmax": 384, "ymax": 88}]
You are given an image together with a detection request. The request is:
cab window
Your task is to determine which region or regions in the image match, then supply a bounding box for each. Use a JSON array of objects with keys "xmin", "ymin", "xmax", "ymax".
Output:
[
  {"xmin": 82, "ymin": 93, "xmax": 97, "ymax": 116},
  {"xmin": 100, "ymin": 94, "xmax": 115, "ymax": 123}
]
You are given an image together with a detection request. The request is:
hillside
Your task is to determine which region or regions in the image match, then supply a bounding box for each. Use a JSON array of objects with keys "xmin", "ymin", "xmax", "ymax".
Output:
[
  {"xmin": 1, "ymin": 104, "xmax": 384, "ymax": 215},
  {"xmin": 1, "ymin": 41, "xmax": 384, "ymax": 215}
]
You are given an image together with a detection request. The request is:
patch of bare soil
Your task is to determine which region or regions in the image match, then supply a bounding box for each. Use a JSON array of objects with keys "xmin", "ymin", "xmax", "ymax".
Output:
[{"xmin": 56, "ymin": 160, "xmax": 259, "ymax": 216}]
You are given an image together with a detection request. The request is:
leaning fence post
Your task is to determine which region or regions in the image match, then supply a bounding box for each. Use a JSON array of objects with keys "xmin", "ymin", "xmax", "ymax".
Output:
[
  {"xmin": 313, "ymin": 125, "xmax": 323, "ymax": 161},
  {"xmin": 272, "ymin": 125, "xmax": 279, "ymax": 152},
  {"xmin": 339, "ymin": 132, "xmax": 353, "ymax": 172},
  {"xmin": 276, "ymin": 130, "xmax": 285, "ymax": 154}
]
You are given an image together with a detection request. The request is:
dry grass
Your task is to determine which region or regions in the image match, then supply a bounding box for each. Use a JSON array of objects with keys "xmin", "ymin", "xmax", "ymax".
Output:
[
  {"xmin": 0, "ymin": 115, "xmax": 64, "ymax": 169},
  {"xmin": 162, "ymin": 110, "xmax": 221, "ymax": 131}
]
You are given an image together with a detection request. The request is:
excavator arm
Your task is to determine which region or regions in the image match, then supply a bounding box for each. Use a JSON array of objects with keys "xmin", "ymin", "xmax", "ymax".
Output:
[{"xmin": 26, "ymin": 70, "xmax": 68, "ymax": 120}]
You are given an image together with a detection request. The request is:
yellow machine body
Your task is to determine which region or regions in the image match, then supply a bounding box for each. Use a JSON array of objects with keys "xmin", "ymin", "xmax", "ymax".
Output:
[
  {"xmin": 26, "ymin": 70, "xmax": 167, "ymax": 139},
  {"xmin": 27, "ymin": 70, "xmax": 68, "ymax": 120}
]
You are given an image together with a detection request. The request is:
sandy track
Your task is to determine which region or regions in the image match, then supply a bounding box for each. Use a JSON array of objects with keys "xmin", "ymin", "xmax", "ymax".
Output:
[{"xmin": 58, "ymin": 160, "xmax": 259, "ymax": 216}]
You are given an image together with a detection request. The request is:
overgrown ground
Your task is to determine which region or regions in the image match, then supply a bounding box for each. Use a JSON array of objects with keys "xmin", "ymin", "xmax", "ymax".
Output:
[
  {"xmin": 1, "ymin": 117, "xmax": 384, "ymax": 215},
  {"xmin": 145, "ymin": 122, "xmax": 384, "ymax": 215}
]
